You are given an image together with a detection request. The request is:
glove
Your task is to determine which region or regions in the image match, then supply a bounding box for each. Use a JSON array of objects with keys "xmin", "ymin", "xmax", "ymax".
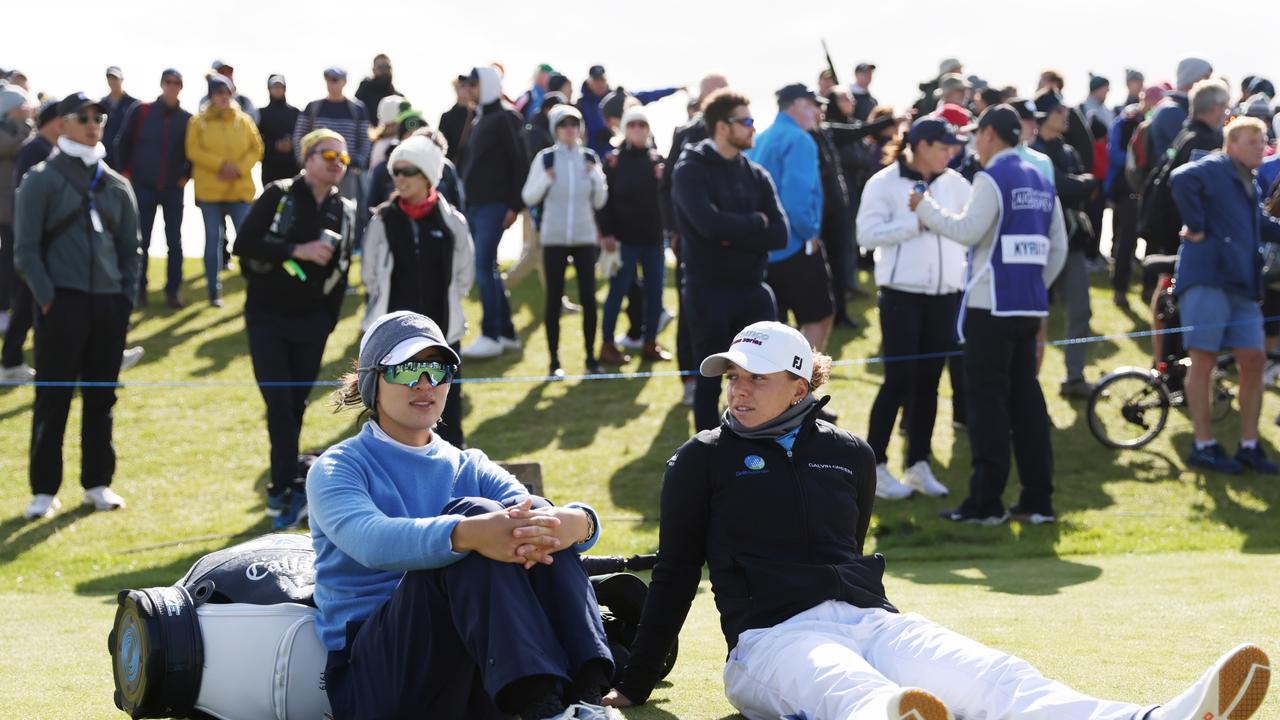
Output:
[{"xmin": 597, "ymin": 247, "xmax": 622, "ymax": 279}]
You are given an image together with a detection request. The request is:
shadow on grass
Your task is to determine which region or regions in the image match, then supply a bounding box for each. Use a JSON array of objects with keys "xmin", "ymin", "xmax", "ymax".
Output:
[
  {"xmin": 609, "ymin": 403, "xmax": 693, "ymax": 517},
  {"xmin": 0, "ymin": 504, "xmax": 93, "ymax": 562},
  {"xmin": 887, "ymin": 551, "xmax": 1103, "ymax": 596}
]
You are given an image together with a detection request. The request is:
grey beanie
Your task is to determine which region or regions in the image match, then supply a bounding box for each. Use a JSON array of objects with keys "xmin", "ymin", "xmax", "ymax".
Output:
[{"xmin": 357, "ymin": 311, "xmax": 461, "ymax": 411}]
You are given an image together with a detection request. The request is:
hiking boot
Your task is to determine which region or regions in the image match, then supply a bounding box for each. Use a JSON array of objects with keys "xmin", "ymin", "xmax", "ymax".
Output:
[
  {"xmin": 1187, "ymin": 442, "xmax": 1244, "ymax": 475},
  {"xmin": 901, "ymin": 461, "xmax": 949, "ymax": 497},
  {"xmin": 887, "ymin": 687, "xmax": 954, "ymax": 720},
  {"xmin": 83, "ymin": 485, "xmax": 126, "ymax": 512},
  {"xmin": 599, "ymin": 342, "xmax": 631, "ymax": 365},
  {"xmin": 938, "ymin": 506, "xmax": 1009, "ymax": 526},
  {"xmin": 24, "ymin": 494, "xmax": 61, "ymax": 520},
  {"xmin": 1009, "ymin": 502, "xmax": 1056, "ymax": 524},
  {"xmin": 875, "ymin": 464, "xmax": 913, "ymax": 500},
  {"xmin": 1148, "ymin": 644, "xmax": 1270, "ymax": 720},
  {"xmin": 1235, "ymin": 444, "xmax": 1279, "ymax": 475},
  {"xmin": 641, "ymin": 342, "xmax": 672, "ymax": 361}
]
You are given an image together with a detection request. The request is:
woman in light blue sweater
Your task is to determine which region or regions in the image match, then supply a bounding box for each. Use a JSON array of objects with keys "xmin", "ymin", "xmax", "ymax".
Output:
[{"xmin": 307, "ymin": 310, "xmax": 618, "ymax": 720}]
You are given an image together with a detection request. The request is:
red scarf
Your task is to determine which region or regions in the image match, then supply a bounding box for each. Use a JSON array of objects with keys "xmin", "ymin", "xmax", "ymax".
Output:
[{"xmin": 398, "ymin": 189, "xmax": 439, "ymax": 220}]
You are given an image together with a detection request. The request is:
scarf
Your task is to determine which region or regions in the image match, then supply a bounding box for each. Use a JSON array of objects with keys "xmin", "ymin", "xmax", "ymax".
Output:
[
  {"xmin": 57, "ymin": 136, "xmax": 107, "ymax": 166},
  {"xmin": 723, "ymin": 393, "xmax": 818, "ymax": 440},
  {"xmin": 398, "ymin": 189, "xmax": 439, "ymax": 220}
]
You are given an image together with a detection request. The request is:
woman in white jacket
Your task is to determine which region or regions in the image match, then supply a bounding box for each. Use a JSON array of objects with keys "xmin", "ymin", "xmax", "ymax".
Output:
[
  {"xmin": 522, "ymin": 104, "xmax": 609, "ymax": 377},
  {"xmin": 361, "ymin": 133, "xmax": 475, "ymax": 446},
  {"xmin": 856, "ymin": 117, "xmax": 971, "ymax": 500}
]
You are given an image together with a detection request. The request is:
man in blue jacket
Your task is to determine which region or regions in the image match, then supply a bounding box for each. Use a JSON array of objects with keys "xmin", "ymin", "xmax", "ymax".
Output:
[
  {"xmin": 748, "ymin": 83, "xmax": 833, "ymax": 352},
  {"xmin": 671, "ymin": 88, "xmax": 788, "ymax": 430},
  {"xmin": 1171, "ymin": 116, "xmax": 1280, "ymax": 474}
]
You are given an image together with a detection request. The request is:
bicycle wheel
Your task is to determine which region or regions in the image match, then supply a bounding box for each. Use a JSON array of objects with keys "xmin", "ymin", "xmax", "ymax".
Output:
[{"xmin": 1087, "ymin": 368, "xmax": 1171, "ymax": 449}]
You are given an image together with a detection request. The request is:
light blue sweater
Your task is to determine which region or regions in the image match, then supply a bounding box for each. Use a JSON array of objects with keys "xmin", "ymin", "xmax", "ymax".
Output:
[{"xmin": 307, "ymin": 422, "xmax": 601, "ymax": 650}]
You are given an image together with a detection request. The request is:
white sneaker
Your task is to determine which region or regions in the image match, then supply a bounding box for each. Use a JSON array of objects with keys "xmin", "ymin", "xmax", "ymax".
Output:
[
  {"xmin": 901, "ymin": 461, "xmax": 949, "ymax": 497},
  {"xmin": 120, "ymin": 346, "xmax": 145, "ymax": 372},
  {"xmin": 564, "ymin": 703, "xmax": 624, "ymax": 720},
  {"xmin": 499, "ymin": 336, "xmax": 522, "ymax": 352},
  {"xmin": 461, "ymin": 335, "xmax": 503, "ymax": 359},
  {"xmin": 616, "ymin": 334, "xmax": 643, "ymax": 351},
  {"xmin": 655, "ymin": 308, "xmax": 675, "ymax": 335},
  {"xmin": 875, "ymin": 463, "xmax": 913, "ymax": 500},
  {"xmin": 681, "ymin": 379, "xmax": 696, "ymax": 407},
  {"xmin": 1265, "ymin": 360, "xmax": 1280, "ymax": 387},
  {"xmin": 83, "ymin": 485, "xmax": 126, "ymax": 511},
  {"xmin": 1150, "ymin": 643, "xmax": 1270, "ymax": 720},
  {"xmin": 0, "ymin": 363, "xmax": 36, "ymax": 381},
  {"xmin": 562, "ymin": 296, "xmax": 582, "ymax": 314},
  {"xmin": 886, "ymin": 687, "xmax": 954, "ymax": 720},
  {"xmin": 23, "ymin": 494, "xmax": 61, "ymax": 520}
]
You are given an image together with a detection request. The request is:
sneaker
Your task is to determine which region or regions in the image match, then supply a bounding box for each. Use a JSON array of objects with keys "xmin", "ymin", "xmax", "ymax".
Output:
[
  {"xmin": 562, "ymin": 296, "xmax": 582, "ymax": 314},
  {"xmin": 462, "ymin": 335, "xmax": 504, "ymax": 359},
  {"xmin": 1262, "ymin": 360, "xmax": 1280, "ymax": 386},
  {"xmin": 1009, "ymin": 502, "xmax": 1056, "ymax": 524},
  {"xmin": 1148, "ymin": 643, "xmax": 1270, "ymax": 720},
  {"xmin": 901, "ymin": 461, "xmax": 949, "ymax": 497},
  {"xmin": 549, "ymin": 359, "xmax": 566, "ymax": 381},
  {"xmin": 938, "ymin": 506, "xmax": 1009, "ymax": 526},
  {"xmin": 566, "ymin": 703, "xmax": 624, "ymax": 720},
  {"xmin": 886, "ymin": 687, "xmax": 954, "ymax": 720},
  {"xmin": 83, "ymin": 485, "xmax": 126, "ymax": 511},
  {"xmin": 655, "ymin": 308, "xmax": 676, "ymax": 335},
  {"xmin": 585, "ymin": 359, "xmax": 604, "ymax": 376},
  {"xmin": 641, "ymin": 341, "xmax": 672, "ymax": 362},
  {"xmin": 120, "ymin": 346, "xmax": 145, "ymax": 372},
  {"xmin": 875, "ymin": 464, "xmax": 913, "ymax": 500},
  {"xmin": 271, "ymin": 490, "xmax": 308, "ymax": 531},
  {"xmin": 681, "ymin": 379, "xmax": 696, "ymax": 407},
  {"xmin": 1187, "ymin": 442, "xmax": 1244, "ymax": 475},
  {"xmin": 616, "ymin": 334, "xmax": 644, "ymax": 351},
  {"xmin": 1059, "ymin": 378, "xmax": 1095, "ymax": 399},
  {"xmin": 0, "ymin": 363, "xmax": 36, "ymax": 381},
  {"xmin": 1235, "ymin": 444, "xmax": 1279, "ymax": 475},
  {"xmin": 499, "ymin": 336, "xmax": 522, "ymax": 352},
  {"xmin": 265, "ymin": 492, "xmax": 286, "ymax": 519},
  {"xmin": 23, "ymin": 494, "xmax": 61, "ymax": 520}
]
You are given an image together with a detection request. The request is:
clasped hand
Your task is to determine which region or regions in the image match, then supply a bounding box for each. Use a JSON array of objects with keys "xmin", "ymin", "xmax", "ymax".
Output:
[{"xmin": 450, "ymin": 498, "xmax": 587, "ymax": 570}]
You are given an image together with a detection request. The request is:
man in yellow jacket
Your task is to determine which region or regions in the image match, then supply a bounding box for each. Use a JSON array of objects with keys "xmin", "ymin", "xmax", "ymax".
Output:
[{"xmin": 186, "ymin": 74, "xmax": 263, "ymax": 306}]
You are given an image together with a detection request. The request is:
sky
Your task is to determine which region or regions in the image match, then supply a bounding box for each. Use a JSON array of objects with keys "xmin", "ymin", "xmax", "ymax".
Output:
[{"xmin": 6, "ymin": 0, "xmax": 1275, "ymax": 257}]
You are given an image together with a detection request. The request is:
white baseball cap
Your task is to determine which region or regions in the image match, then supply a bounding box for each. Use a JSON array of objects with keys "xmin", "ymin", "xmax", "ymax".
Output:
[{"xmin": 700, "ymin": 321, "xmax": 812, "ymax": 380}]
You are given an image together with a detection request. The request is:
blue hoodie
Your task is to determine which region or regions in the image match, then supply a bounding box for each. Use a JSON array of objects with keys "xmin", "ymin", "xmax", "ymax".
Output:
[
  {"xmin": 307, "ymin": 422, "xmax": 601, "ymax": 650},
  {"xmin": 1170, "ymin": 153, "xmax": 1280, "ymax": 300},
  {"xmin": 747, "ymin": 112, "xmax": 823, "ymax": 263}
]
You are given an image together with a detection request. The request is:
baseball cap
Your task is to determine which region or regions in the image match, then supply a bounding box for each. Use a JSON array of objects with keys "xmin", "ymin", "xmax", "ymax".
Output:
[
  {"xmin": 36, "ymin": 98, "xmax": 60, "ymax": 127},
  {"xmin": 776, "ymin": 82, "xmax": 818, "ymax": 108},
  {"xmin": 588, "ymin": 65, "xmax": 607, "ymax": 80},
  {"xmin": 106, "ymin": 66, "xmax": 123, "ymax": 79},
  {"xmin": 976, "ymin": 104, "xmax": 1022, "ymax": 145},
  {"xmin": 855, "ymin": 62, "xmax": 876, "ymax": 73},
  {"xmin": 207, "ymin": 74, "xmax": 235, "ymax": 96},
  {"xmin": 1033, "ymin": 89, "xmax": 1065, "ymax": 117},
  {"xmin": 211, "ymin": 59, "xmax": 233, "ymax": 72},
  {"xmin": 56, "ymin": 92, "xmax": 106, "ymax": 117},
  {"xmin": 323, "ymin": 66, "xmax": 348, "ymax": 80},
  {"xmin": 908, "ymin": 116, "xmax": 966, "ymax": 145},
  {"xmin": 161, "ymin": 68, "xmax": 183, "ymax": 84},
  {"xmin": 537, "ymin": 63, "xmax": 555, "ymax": 74},
  {"xmin": 933, "ymin": 103, "xmax": 972, "ymax": 130},
  {"xmin": 700, "ymin": 321, "xmax": 813, "ymax": 381},
  {"xmin": 933, "ymin": 73, "xmax": 970, "ymax": 97},
  {"xmin": 357, "ymin": 311, "xmax": 461, "ymax": 410},
  {"xmin": 267, "ymin": 74, "xmax": 286, "ymax": 88}
]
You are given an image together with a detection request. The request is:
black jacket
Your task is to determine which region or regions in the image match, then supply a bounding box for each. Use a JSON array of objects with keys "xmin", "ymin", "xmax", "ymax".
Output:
[
  {"xmin": 258, "ymin": 98, "xmax": 301, "ymax": 185},
  {"xmin": 616, "ymin": 402, "xmax": 890, "ymax": 704},
  {"xmin": 670, "ymin": 139, "xmax": 788, "ymax": 287},
  {"xmin": 461, "ymin": 100, "xmax": 529, "ymax": 211},
  {"xmin": 354, "ymin": 75, "xmax": 398, "ymax": 116},
  {"xmin": 438, "ymin": 103, "xmax": 473, "ymax": 168},
  {"xmin": 661, "ymin": 117, "xmax": 709, "ymax": 234},
  {"xmin": 234, "ymin": 175, "xmax": 353, "ymax": 323},
  {"xmin": 811, "ymin": 126, "xmax": 852, "ymax": 240},
  {"xmin": 598, "ymin": 142, "xmax": 664, "ymax": 246},
  {"xmin": 115, "ymin": 98, "xmax": 192, "ymax": 191},
  {"xmin": 100, "ymin": 92, "xmax": 139, "ymax": 171},
  {"xmin": 1033, "ymin": 136, "xmax": 1097, "ymax": 251}
]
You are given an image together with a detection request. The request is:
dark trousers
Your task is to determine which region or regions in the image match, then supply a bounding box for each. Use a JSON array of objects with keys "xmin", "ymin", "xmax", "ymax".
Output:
[
  {"xmin": 134, "ymin": 185, "xmax": 185, "ymax": 296},
  {"xmin": 2, "ymin": 271, "xmax": 33, "ymax": 369},
  {"xmin": 543, "ymin": 246, "xmax": 598, "ymax": 362},
  {"xmin": 1110, "ymin": 195, "xmax": 1139, "ymax": 294},
  {"xmin": 823, "ymin": 226, "xmax": 851, "ymax": 321},
  {"xmin": 325, "ymin": 496, "xmax": 613, "ymax": 720},
  {"xmin": 867, "ymin": 290, "xmax": 959, "ymax": 466},
  {"xmin": 960, "ymin": 310, "xmax": 1054, "ymax": 516},
  {"xmin": 621, "ymin": 278, "xmax": 644, "ymax": 340},
  {"xmin": 686, "ymin": 281, "xmax": 777, "ymax": 431},
  {"xmin": 674, "ymin": 246, "xmax": 693, "ymax": 376},
  {"xmin": 439, "ymin": 342, "xmax": 465, "ymax": 448},
  {"xmin": 0, "ymin": 223, "xmax": 13, "ymax": 313},
  {"xmin": 30, "ymin": 289, "xmax": 130, "ymax": 495},
  {"xmin": 246, "ymin": 311, "xmax": 332, "ymax": 496}
]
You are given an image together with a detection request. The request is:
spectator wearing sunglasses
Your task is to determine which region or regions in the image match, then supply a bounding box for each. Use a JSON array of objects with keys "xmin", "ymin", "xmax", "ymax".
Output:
[
  {"xmin": 362, "ymin": 134, "xmax": 474, "ymax": 446},
  {"xmin": 14, "ymin": 92, "xmax": 141, "ymax": 520},
  {"xmin": 314, "ymin": 311, "xmax": 614, "ymax": 720},
  {"xmin": 521, "ymin": 105, "xmax": 608, "ymax": 377},
  {"xmin": 670, "ymin": 88, "xmax": 788, "ymax": 430},
  {"xmin": 294, "ymin": 67, "xmax": 372, "ymax": 241},
  {"xmin": 234, "ymin": 128, "xmax": 355, "ymax": 529},
  {"xmin": 355, "ymin": 54, "xmax": 400, "ymax": 119},
  {"xmin": 186, "ymin": 74, "xmax": 263, "ymax": 307}
]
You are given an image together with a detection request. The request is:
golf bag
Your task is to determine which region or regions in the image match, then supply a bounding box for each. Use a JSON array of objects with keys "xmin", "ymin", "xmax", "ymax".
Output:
[{"xmin": 108, "ymin": 534, "xmax": 673, "ymax": 719}]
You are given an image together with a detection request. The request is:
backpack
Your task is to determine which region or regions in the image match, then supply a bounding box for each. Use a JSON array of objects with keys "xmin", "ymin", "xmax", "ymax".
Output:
[
  {"xmin": 1136, "ymin": 129, "xmax": 1200, "ymax": 250},
  {"xmin": 1123, "ymin": 117, "xmax": 1154, "ymax": 192}
]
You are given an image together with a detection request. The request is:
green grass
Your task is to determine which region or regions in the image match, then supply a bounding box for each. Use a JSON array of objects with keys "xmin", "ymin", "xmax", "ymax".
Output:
[{"xmin": 1, "ymin": 258, "xmax": 1279, "ymax": 718}]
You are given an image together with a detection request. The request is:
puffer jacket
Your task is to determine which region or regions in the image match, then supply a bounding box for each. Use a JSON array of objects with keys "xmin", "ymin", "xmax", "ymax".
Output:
[
  {"xmin": 185, "ymin": 104, "xmax": 263, "ymax": 203},
  {"xmin": 521, "ymin": 142, "xmax": 607, "ymax": 247},
  {"xmin": 857, "ymin": 156, "xmax": 970, "ymax": 294}
]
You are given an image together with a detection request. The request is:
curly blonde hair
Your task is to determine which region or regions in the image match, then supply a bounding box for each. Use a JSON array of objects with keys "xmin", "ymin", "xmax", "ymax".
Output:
[{"xmin": 810, "ymin": 352, "xmax": 833, "ymax": 390}]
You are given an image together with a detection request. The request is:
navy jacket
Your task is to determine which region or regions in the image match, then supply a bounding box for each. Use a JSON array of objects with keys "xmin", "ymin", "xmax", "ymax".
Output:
[
  {"xmin": 671, "ymin": 139, "xmax": 788, "ymax": 287},
  {"xmin": 100, "ymin": 92, "xmax": 139, "ymax": 170},
  {"xmin": 1171, "ymin": 153, "xmax": 1280, "ymax": 300},
  {"xmin": 115, "ymin": 98, "xmax": 192, "ymax": 191}
]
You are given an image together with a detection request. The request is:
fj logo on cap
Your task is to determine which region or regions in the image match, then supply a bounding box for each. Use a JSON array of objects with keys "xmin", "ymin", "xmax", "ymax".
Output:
[{"xmin": 792, "ymin": 356, "xmax": 803, "ymax": 370}]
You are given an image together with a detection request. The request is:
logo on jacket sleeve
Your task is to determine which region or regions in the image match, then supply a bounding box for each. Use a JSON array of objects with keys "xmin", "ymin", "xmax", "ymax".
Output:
[{"xmin": 744, "ymin": 455, "xmax": 766, "ymax": 471}]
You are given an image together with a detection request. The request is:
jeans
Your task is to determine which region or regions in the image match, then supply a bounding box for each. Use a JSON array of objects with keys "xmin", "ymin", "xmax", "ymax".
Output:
[
  {"xmin": 198, "ymin": 201, "xmax": 250, "ymax": 300},
  {"xmin": 602, "ymin": 244, "xmax": 665, "ymax": 343},
  {"xmin": 466, "ymin": 203, "xmax": 516, "ymax": 340},
  {"xmin": 134, "ymin": 185, "xmax": 186, "ymax": 296}
]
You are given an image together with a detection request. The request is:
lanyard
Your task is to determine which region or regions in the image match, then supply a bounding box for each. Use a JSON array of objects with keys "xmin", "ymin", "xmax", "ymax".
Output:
[{"xmin": 88, "ymin": 163, "xmax": 105, "ymax": 233}]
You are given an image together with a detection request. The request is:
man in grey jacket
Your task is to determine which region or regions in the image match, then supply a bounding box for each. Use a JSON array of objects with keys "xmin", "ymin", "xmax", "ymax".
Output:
[{"xmin": 14, "ymin": 92, "xmax": 141, "ymax": 520}]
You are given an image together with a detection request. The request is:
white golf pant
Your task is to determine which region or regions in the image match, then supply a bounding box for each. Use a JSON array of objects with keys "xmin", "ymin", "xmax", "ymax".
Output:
[{"xmin": 723, "ymin": 601, "xmax": 1146, "ymax": 720}]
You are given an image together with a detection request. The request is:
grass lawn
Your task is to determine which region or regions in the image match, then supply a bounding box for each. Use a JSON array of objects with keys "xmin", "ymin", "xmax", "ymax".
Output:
[{"xmin": 1, "ymin": 258, "xmax": 1279, "ymax": 718}]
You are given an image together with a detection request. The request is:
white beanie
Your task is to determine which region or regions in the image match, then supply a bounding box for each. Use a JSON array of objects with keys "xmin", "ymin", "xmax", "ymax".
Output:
[
  {"xmin": 377, "ymin": 95, "xmax": 406, "ymax": 125},
  {"xmin": 620, "ymin": 105, "xmax": 649, "ymax": 127},
  {"xmin": 548, "ymin": 103, "xmax": 583, "ymax": 130},
  {"xmin": 388, "ymin": 134, "xmax": 444, "ymax": 188},
  {"xmin": 0, "ymin": 86, "xmax": 31, "ymax": 116},
  {"xmin": 475, "ymin": 66, "xmax": 502, "ymax": 106}
]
